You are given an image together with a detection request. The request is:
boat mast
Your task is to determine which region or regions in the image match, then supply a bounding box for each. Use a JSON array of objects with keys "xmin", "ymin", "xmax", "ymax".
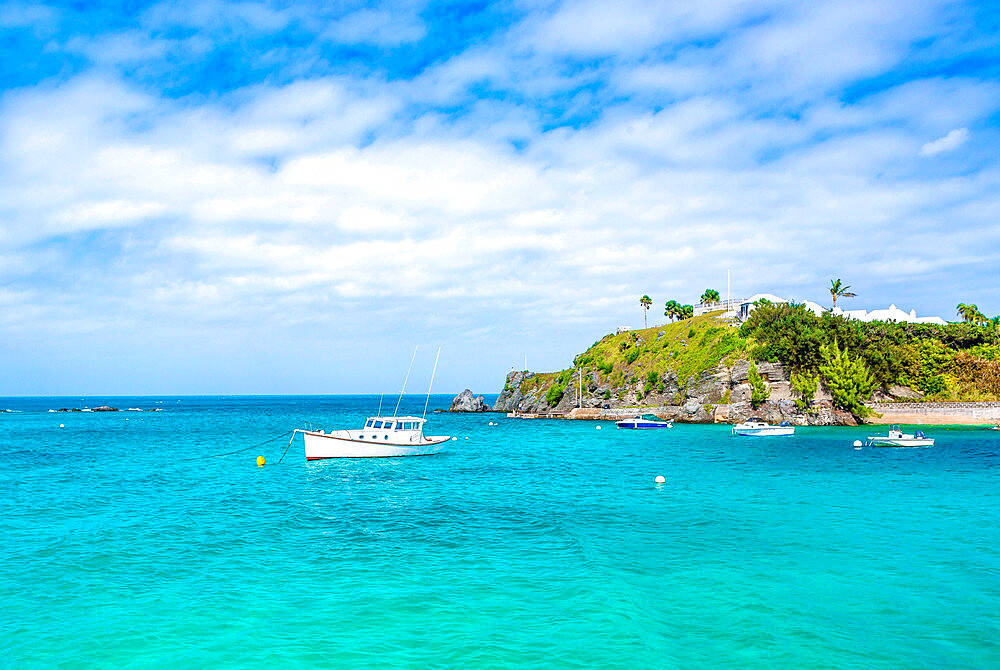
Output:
[
  {"xmin": 422, "ymin": 347, "xmax": 441, "ymax": 420},
  {"xmin": 393, "ymin": 346, "xmax": 418, "ymax": 417}
]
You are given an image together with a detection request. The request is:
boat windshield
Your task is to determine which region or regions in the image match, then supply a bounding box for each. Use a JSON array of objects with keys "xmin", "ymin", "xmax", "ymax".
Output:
[{"xmin": 365, "ymin": 420, "xmax": 374, "ymax": 428}]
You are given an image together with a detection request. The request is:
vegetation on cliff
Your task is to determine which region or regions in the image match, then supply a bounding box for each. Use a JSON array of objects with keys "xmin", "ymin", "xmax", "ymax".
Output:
[
  {"xmin": 741, "ymin": 301, "xmax": 1000, "ymax": 401},
  {"xmin": 506, "ymin": 300, "xmax": 1000, "ymax": 418}
]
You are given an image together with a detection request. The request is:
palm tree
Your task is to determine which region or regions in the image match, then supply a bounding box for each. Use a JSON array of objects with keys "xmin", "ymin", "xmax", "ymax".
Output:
[
  {"xmin": 681, "ymin": 304, "xmax": 694, "ymax": 320},
  {"xmin": 664, "ymin": 300, "xmax": 680, "ymax": 322},
  {"xmin": 700, "ymin": 289, "xmax": 720, "ymax": 305},
  {"xmin": 640, "ymin": 295, "xmax": 652, "ymax": 328},
  {"xmin": 830, "ymin": 279, "xmax": 856, "ymax": 309},
  {"xmin": 957, "ymin": 303, "xmax": 987, "ymax": 325}
]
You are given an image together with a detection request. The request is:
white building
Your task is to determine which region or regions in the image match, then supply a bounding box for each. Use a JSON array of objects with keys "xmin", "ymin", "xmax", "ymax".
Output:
[
  {"xmin": 832, "ymin": 304, "xmax": 947, "ymax": 325},
  {"xmin": 736, "ymin": 293, "xmax": 788, "ymax": 321},
  {"xmin": 693, "ymin": 297, "xmax": 745, "ymax": 317},
  {"xmin": 737, "ymin": 294, "xmax": 948, "ymax": 325}
]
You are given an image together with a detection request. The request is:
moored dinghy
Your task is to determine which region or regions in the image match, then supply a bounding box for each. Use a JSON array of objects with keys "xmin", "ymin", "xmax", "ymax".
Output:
[
  {"xmin": 732, "ymin": 418, "xmax": 795, "ymax": 436},
  {"xmin": 865, "ymin": 425, "xmax": 934, "ymax": 447},
  {"xmin": 616, "ymin": 414, "xmax": 672, "ymax": 429}
]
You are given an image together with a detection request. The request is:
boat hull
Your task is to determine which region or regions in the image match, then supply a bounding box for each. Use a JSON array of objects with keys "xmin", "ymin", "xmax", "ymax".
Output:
[
  {"xmin": 616, "ymin": 421, "xmax": 672, "ymax": 429},
  {"xmin": 732, "ymin": 427, "xmax": 795, "ymax": 436},
  {"xmin": 302, "ymin": 431, "xmax": 450, "ymax": 459},
  {"xmin": 865, "ymin": 438, "xmax": 934, "ymax": 447}
]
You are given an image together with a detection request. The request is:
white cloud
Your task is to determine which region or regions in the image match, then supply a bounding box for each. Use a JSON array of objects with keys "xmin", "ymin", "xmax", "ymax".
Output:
[
  {"xmin": 920, "ymin": 127, "xmax": 970, "ymax": 156},
  {"xmin": 3, "ymin": 0, "xmax": 1000, "ymax": 392}
]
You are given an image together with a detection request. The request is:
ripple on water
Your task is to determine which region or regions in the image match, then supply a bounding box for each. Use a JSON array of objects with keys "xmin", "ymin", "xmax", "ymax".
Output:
[{"xmin": 2, "ymin": 401, "xmax": 1000, "ymax": 667}]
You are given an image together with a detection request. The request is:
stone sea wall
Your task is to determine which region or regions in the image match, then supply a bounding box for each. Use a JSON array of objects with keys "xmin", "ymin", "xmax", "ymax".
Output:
[{"xmin": 865, "ymin": 402, "xmax": 1000, "ymax": 425}]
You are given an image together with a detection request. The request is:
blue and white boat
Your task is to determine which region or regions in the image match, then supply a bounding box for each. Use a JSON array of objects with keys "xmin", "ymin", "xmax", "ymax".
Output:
[{"xmin": 616, "ymin": 415, "xmax": 673, "ymax": 429}]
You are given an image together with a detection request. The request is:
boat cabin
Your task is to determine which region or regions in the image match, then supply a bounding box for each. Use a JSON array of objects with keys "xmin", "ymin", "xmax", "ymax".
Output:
[{"xmin": 363, "ymin": 417, "xmax": 424, "ymax": 431}]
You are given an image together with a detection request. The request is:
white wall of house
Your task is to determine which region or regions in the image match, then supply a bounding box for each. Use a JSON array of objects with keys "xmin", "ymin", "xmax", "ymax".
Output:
[{"xmin": 736, "ymin": 293, "xmax": 948, "ymax": 325}]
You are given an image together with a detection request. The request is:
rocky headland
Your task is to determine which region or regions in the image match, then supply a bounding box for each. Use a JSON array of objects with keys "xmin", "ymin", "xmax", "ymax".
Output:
[
  {"xmin": 490, "ymin": 360, "xmax": 865, "ymax": 425},
  {"xmin": 467, "ymin": 304, "xmax": 1000, "ymax": 425}
]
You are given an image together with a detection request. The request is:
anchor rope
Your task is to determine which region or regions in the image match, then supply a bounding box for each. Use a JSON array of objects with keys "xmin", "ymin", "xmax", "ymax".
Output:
[{"xmin": 180, "ymin": 431, "xmax": 292, "ymax": 462}]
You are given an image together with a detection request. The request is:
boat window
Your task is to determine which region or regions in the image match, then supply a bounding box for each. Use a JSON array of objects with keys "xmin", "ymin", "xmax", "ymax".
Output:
[
  {"xmin": 365, "ymin": 420, "xmax": 373, "ymax": 428},
  {"xmin": 404, "ymin": 422, "xmax": 412, "ymax": 430},
  {"xmin": 384, "ymin": 422, "xmax": 394, "ymax": 429},
  {"xmin": 373, "ymin": 421, "xmax": 383, "ymax": 428}
]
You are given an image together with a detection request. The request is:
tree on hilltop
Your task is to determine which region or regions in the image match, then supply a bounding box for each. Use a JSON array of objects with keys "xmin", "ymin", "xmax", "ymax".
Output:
[
  {"xmin": 957, "ymin": 303, "xmax": 987, "ymax": 325},
  {"xmin": 640, "ymin": 295, "xmax": 652, "ymax": 328},
  {"xmin": 700, "ymin": 289, "xmax": 720, "ymax": 305},
  {"xmin": 664, "ymin": 300, "xmax": 680, "ymax": 322},
  {"xmin": 829, "ymin": 279, "xmax": 856, "ymax": 309}
]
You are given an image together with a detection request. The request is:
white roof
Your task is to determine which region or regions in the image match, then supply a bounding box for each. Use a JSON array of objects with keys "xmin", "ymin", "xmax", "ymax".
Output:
[
  {"xmin": 800, "ymin": 300, "xmax": 826, "ymax": 316},
  {"xmin": 741, "ymin": 293, "xmax": 787, "ymax": 306},
  {"xmin": 367, "ymin": 416, "xmax": 425, "ymax": 422}
]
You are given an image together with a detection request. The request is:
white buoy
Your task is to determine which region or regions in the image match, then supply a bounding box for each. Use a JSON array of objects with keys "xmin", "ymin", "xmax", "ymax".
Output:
[
  {"xmin": 654, "ymin": 475, "xmax": 666, "ymax": 484},
  {"xmin": 452, "ymin": 437, "xmax": 458, "ymax": 441},
  {"xmin": 853, "ymin": 440, "xmax": 863, "ymax": 448},
  {"xmin": 59, "ymin": 423, "xmax": 65, "ymax": 428},
  {"xmin": 596, "ymin": 425, "xmax": 602, "ymax": 430}
]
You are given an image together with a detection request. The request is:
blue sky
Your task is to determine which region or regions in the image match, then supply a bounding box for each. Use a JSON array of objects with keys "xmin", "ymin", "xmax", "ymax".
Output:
[{"xmin": 2, "ymin": 0, "xmax": 999, "ymax": 395}]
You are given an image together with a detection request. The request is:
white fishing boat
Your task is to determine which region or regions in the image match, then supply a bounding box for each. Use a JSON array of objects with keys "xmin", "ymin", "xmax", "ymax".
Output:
[
  {"xmin": 732, "ymin": 419, "xmax": 795, "ymax": 436},
  {"xmin": 865, "ymin": 425, "xmax": 934, "ymax": 447},
  {"xmin": 298, "ymin": 416, "xmax": 450, "ymax": 459},
  {"xmin": 296, "ymin": 347, "xmax": 450, "ymax": 459},
  {"xmin": 616, "ymin": 415, "xmax": 672, "ymax": 429}
]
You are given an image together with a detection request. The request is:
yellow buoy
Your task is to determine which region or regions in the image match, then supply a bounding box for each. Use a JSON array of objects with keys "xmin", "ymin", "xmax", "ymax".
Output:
[{"xmin": 256, "ymin": 455, "xmax": 265, "ymax": 467}]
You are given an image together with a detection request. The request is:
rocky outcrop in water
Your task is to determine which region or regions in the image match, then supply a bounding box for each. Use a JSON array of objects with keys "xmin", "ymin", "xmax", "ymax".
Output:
[{"xmin": 449, "ymin": 389, "xmax": 490, "ymax": 412}]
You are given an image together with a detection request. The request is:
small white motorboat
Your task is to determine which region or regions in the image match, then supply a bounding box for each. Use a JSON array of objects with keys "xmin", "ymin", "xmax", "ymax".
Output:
[
  {"xmin": 298, "ymin": 416, "xmax": 450, "ymax": 459},
  {"xmin": 732, "ymin": 419, "xmax": 795, "ymax": 436},
  {"xmin": 616, "ymin": 415, "xmax": 673, "ymax": 429},
  {"xmin": 865, "ymin": 425, "xmax": 934, "ymax": 447}
]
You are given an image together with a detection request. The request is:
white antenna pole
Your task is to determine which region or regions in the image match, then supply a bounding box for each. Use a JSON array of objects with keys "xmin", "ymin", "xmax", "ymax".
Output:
[
  {"xmin": 422, "ymin": 347, "xmax": 441, "ymax": 420},
  {"xmin": 377, "ymin": 393, "xmax": 383, "ymax": 416},
  {"xmin": 393, "ymin": 346, "xmax": 418, "ymax": 417}
]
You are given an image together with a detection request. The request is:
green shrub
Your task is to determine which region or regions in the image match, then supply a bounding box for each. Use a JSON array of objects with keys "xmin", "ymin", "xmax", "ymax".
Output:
[
  {"xmin": 625, "ymin": 348, "xmax": 641, "ymax": 364},
  {"xmin": 602, "ymin": 389, "xmax": 611, "ymax": 400},
  {"xmin": 747, "ymin": 361, "xmax": 770, "ymax": 408},
  {"xmin": 819, "ymin": 341, "xmax": 875, "ymax": 417},
  {"xmin": 790, "ymin": 371, "xmax": 819, "ymax": 410},
  {"xmin": 545, "ymin": 383, "xmax": 566, "ymax": 406}
]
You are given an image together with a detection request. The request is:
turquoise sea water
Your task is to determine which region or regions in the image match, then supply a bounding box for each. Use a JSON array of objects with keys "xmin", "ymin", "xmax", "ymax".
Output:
[{"xmin": 2, "ymin": 395, "xmax": 1000, "ymax": 668}]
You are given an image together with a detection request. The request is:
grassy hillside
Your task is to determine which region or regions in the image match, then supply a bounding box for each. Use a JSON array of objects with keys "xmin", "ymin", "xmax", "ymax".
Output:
[
  {"xmin": 515, "ymin": 311, "xmax": 748, "ymax": 405},
  {"xmin": 513, "ymin": 303, "xmax": 1000, "ymax": 410}
]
